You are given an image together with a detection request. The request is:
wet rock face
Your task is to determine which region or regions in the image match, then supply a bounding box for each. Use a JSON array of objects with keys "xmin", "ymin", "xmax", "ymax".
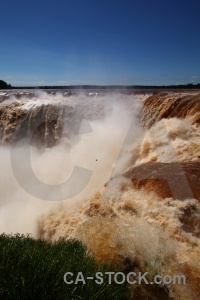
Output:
[
  {"xmin": 0, "ymin": 90, "xmax": 109, "ymax": 147},
  {"xmin": 124, "ymin": 161, "xmax": 200, "ymax": 201},
  {"xmin": 124, "ymin": 161, "xmax": 200, "ymax": 239},
  {"xmin": 141, "ymin": 92, "xmax": 200, "ymax": 129},
  {"xmin": 179, "ymin": 206, "xmax": 200, "ymax": 238},
  {"xmin": 0, "ymin": 103, "xmax": 81, "ymax": 147}
]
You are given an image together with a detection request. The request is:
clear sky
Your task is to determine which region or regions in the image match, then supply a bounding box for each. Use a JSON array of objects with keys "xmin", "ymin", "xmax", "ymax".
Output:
[{"xmin": 0, "ymin": 0, "xmax": 200, "ymax": 86}]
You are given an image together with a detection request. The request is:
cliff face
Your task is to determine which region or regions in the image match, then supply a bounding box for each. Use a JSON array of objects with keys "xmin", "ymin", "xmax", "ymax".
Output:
[
  {"xmin": 141, "ymin": 92, "xmax": 200, "ymax": 128},
  {"xmin": 0, "ymin": 102, "xmax": 81, "ymax": 147},
  {"xmin": 0, "ymin": 91, "xmax": 107, "ymax": 147},
  {"xmin": 124, "ymin": 161, "xmax": 200, "ymax": 202}
]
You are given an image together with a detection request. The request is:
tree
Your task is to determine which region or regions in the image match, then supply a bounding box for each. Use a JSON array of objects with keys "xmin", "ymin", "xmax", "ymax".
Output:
[{"xmin": 0, "ymin": 80, "xmax": 12, "ymax": 89}]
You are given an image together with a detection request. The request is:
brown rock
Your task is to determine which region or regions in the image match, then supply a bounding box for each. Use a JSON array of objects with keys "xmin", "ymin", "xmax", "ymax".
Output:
[{"xmin": 124, "ymin": 161, "xmax": 200, "ymax": 201}]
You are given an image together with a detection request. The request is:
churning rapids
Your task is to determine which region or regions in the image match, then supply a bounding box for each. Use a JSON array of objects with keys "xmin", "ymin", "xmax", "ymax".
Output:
[{"xmin": 0, "ymin": 89, "xmax": 200, "ymax": 299}]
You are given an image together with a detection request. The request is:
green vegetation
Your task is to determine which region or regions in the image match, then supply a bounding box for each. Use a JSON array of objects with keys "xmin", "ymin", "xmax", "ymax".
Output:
[
  {"xmin": 0, "ymin": 234, "xmax": 129, "ymax": 300},
  {"xmin": 145, "ymin": 258, "xmax": 159, "ymax": 281},
  {"xmin": 0, "ymin": 80, "xmax": 11, "ymax": 89}
]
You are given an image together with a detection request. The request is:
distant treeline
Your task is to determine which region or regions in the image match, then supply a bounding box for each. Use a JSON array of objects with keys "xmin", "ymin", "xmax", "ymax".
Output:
[
  {"xmin": 38, "ymin": 83, "xmax": 200, "ymax": 90},
  {"xmin": 9, "ymin": 83, "xmax": 200, "ymax": 90},
  {"xmin": 0, "ymin": 80, "xmax": 11, "ymax": 89},
  {"xmin": 1, "ymin": 79, "xmax": 200, "ymax": 90}
]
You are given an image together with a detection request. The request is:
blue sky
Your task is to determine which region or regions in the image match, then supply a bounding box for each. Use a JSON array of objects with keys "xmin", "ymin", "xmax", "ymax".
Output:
[{"xmin": 0, "ymin": 0, "xmax": 200, "ymax": 86}]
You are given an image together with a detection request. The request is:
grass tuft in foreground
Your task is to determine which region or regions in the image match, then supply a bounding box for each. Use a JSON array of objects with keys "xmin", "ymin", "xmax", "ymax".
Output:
[{"xmin": 0, "ymin": 233, "xmax": 129, "ymax": 300}]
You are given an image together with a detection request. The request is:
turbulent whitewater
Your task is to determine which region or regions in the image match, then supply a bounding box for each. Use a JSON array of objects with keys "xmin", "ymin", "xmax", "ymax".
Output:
[{"xmin": 0, "ymin": 89, "xmax": 200, "ymax": 299}]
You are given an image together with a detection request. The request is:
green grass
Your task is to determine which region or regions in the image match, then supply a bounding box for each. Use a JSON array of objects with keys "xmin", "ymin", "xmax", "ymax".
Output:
[{"xmin": 0, "ymin": 234, "xmax": 129, "ymax": 300}]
